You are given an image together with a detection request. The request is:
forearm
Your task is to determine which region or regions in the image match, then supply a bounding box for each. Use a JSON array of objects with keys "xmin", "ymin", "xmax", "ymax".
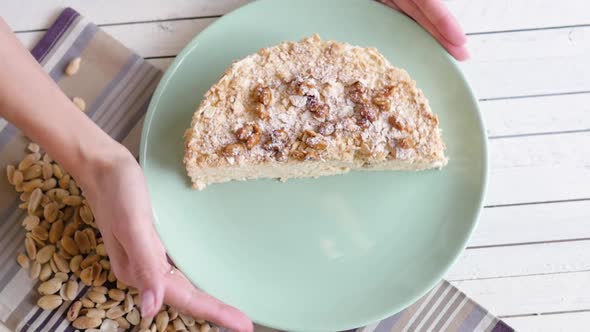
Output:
[{"xmin": 0, "ymin": 18, "xmax": 129, "ymax": 184}]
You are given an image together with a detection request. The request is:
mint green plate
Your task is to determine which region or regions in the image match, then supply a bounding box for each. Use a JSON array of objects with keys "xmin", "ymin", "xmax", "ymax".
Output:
[{"xmin": 140, "ymin": 0, "xmax": 487, "ymax": 330}]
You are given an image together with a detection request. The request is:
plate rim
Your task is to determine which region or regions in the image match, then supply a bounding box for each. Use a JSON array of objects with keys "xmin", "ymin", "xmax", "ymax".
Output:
[{"xmin": 139, "ymin": 0, "xmax": 489, "ymax": 330}]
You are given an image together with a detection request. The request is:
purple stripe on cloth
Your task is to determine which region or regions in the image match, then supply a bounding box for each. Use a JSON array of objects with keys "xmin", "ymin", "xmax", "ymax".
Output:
[
  {"xmin": 458, "ymin": 306, "xmax": 486, "ymax": 332},
  {"xmin": 115, "ymin": 97, "xmax": 151, "ymax": 143},
  {"xmin": 93, "ymin": 59, "xmax": 149, "ymax": 131},
  {"xmin": 0, "ymin": 204, "xmax": 28, "ymax": 284},
  {"xmin": 30, "ymin": 7, "xmax": 80, "ymax": 63},
  {"xmin": 0, "ymin": 227, "xmax": 24, "ymax": 277},
  {"xmin": 87, "ymin": 54, "xmax": 141, "ymax": 121},
  {"xmin": 20, "ymin": 305, "xmax": 43, "ymax": 332},
  {"xmin": 0, "ymin": 245, "xmax": 25, "ymax": 292},
  {"xmin": 0, "ymin": 225, "xmax": 24, "ymax": 265},
  {"xmin": 374, "ymin": 311, "xmax": 403, "ymax": 332},
  {"xmin": 34, "ymin": 304, "xmax": 63, "ymax": 332},
  {"xmin": 111, "ymin": 69, "xmax": 162, "ymax": 140},
  {"xmin": 64, "ymin": 323, "xmax": 77, "ymax": 332},
  {"xmin": 0, "ymin": 208, "xmax": 25, "ymax": 250},
  {"xmin": 0, "ymin": 197, "xmax": 21, "ymax": 232},
  {"xmin": 47, "ymin": 23, "xmax": 98, "ymax": 82},
  {"xmin": 99, "ymin": 60, "xmax": 151, "ymax": 132},
  {"xmin": 491, "ymin": 320, "xmax": 515, "ymax": 332},
  {"xmin": 47, "ymin": 285, "xmax": 90, "ymax": 332},
  {"xmin": 5, "ymin": 286, "xmax": 38, "ymax": 332},
  {"xmin": 22, "ymin": 280, "xmax": 73, "ymax": 332},
  {"xmin": 0, "ymin": 260, "xmax": 22, "ymax": 293},
  {"xmin": 0, "ymin": 229, "xmax": 25, "ymax": 272}
]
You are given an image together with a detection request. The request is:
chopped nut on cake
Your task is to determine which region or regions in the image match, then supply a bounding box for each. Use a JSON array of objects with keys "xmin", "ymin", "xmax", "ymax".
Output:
[{"xmin": 184, "ymin": 34, "xmax": 447, "ymax": 189}]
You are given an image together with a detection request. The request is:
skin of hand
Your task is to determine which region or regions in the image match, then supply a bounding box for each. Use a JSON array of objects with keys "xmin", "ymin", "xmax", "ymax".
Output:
[
  {"xmin": 0, "ymin": 18, "xmax": 253, "ymax": 332},
  {"xmin": 380, "ymin": 0, "xmax": 469, "ymax": 61}
]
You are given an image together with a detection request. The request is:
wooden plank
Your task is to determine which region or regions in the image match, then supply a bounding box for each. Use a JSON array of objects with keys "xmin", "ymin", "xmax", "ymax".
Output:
[
  {"xmin": 3, "ymin": 0, "xmax": 590, "ymax": 34},
  {"xmin": 446, "ymin": 240, "xmax": 590, "ymax": 281},
  {"xmin": 481, "ymin": 93, "xmax": 590, "ymax": 137},
  {"xmin": 15, "ymin": 18, "xmax": 216, "ymax": 57},
  {"xmin": 471, "ymin": 201, "xmax": 590, "ymax": 247},
  {"xmin": 463, "ymin": 26, "xmax": 590, "ymax": 99},
  {"xmin": 105, "ymin": 19, "xmax": 215, "ymax": 58},
  {"xmin": 452, "ymin": 270, "xmax": 590, "ymax": 316},
  {"xmin": 504, "ymin": 311, "xmax": 590, "ymax": 332},
  {"xmin": 16, "ymin": 31, "xmax": 42, "ymax": 49},
  {"xmin": 1, "ymin": 0, "xmax": 250, "ymax": 32},
  {"xmin": 17, "ymin": 18, "xmax": 590, "ymax": 100},
  {"xmin": 446, "ymin": 0, "xmax": 590, "ymax": 34},
  {"xmin": 487, "ymin": 132, "xmax": 590, "ymax": 206}
]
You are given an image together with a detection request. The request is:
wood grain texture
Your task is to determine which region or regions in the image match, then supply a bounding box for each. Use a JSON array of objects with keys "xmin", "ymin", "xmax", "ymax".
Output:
[
  {"xmin": 17, "ymin": 19, "xmax": 590, "ymax": 101},
  {"xmin": 446, "ymin": 0, "xmax": 590, "ymax": 34},
  {"xmin": 487, "ymin": 132, "xmax": 590, "ymax": 205},
  {"xmin": 1, "ymin": 0, "xmax": 250, "ymax": 31},
  {"xmin": 15, "ymin": 19, "xmax": 216, "ymax": 57},
  {"xmin": 505, "ymin": 311, "xmax": 590, "ymax": 332},
  {"xmin": 471, "ymin": 200, "xmax": 590, "ymax": 247},
  {"xmin": 463, "ymin": 26, "xmax": 590, "ymax": 99},
  {"xmin": 482, "ymin": 93, "xmax": 590, "ymax": 137},
  {"xmin": 3, "ymin": 0, "xmax": 590, "ymax": 34},
  {"xmin": 452, "ymin": 271, "xmax": 590, "ymax": 316},
  {"xmin": 448, "ymin": 240, "xmax": 590, "ymax": 281}
]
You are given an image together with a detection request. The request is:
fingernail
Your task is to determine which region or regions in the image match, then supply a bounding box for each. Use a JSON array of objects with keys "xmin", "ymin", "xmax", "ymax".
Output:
[{"xmin": 141, "ymin": 289, "xmax": 155, "ymax": 317}]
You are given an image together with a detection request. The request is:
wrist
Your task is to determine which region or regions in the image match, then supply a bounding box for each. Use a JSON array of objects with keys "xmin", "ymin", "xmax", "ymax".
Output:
[{"xmin": 68, "ymin": 138, "xmax": 134, "ymax": 191}]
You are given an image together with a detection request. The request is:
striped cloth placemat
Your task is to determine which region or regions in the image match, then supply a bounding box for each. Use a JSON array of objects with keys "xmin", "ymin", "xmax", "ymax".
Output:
[{"xmin": 0, "ymin": 7, "xmax": 513, "ymax": 332}]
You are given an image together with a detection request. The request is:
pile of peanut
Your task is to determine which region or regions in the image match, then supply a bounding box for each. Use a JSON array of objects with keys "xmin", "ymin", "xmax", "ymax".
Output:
[{"xmin": 7, "ymin": 143, "xmax": 216, "ymax": 332}]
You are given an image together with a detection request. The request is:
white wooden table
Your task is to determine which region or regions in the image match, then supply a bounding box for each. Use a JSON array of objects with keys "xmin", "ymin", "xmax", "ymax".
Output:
[{"xmin": 3, "ymin": 1, "xmax": 590, "ymax": 331}]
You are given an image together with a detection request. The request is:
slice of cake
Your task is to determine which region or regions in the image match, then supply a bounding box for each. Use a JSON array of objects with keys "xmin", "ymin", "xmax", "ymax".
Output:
[{"xmin": 184, "ymin": 34, "xmax": 447, "ymax": 190}]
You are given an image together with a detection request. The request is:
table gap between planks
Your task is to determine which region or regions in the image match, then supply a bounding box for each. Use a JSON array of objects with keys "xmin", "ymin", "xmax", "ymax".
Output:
[{"xmin": 2, "ymin": 0, "xmax": 590, "ymax": 331}]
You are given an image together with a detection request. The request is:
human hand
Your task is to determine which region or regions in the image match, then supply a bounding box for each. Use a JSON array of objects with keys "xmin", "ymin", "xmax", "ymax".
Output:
[
  {"xmin": 0, "ymin": 18, "xmax": 252, "ymax": 332},
  {"xmin": 79, "ymin": 148, "xmax": 253, "ymax": 332},
  {"xmin": 379, "ymin": 0, "xmax": 469, "ymax": 61}
]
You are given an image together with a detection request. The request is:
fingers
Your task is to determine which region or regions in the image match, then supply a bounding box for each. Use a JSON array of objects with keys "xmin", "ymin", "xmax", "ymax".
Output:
[
  {"xmin": 113, "ymin": 217, "xmax": 168, "ymax": 317},
  {"xmin": 105, "ymin": 169, "xmax": 170, "ymax": 316},
  {"xmin": 137, "ymin": 270, "xmax": 166, "ymax": 317},
  {"xmin": 393, "ymin": 0, "xmax": 469, "ymax": 60},
  {"xmin": 164, "ymin": 270, "xmax": 254, "ymax": 332},
  {"xmin": 126, "ymin": 228, "xmax": 169, "ymax": 318},
  {"xmin": 412, "ymin": 0, "xmax": 466, "ymax": 46}
]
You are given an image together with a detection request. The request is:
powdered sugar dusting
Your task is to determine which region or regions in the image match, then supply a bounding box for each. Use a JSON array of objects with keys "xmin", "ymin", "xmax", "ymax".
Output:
[{"xmin": 184, "ymin": 34, "xmax": 446, "ymax": 177}]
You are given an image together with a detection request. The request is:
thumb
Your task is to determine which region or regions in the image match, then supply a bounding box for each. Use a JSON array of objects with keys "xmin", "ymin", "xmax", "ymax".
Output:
[
  {"xmin": 164, "ymin": 269, "xmax": 254, "ymax": 332},
  {"xmin": 134, "ymin": 253, "xmax": 169, "ymax": 318},
  {"xmin": 115, "ymin": 222, "xmax": 170, "ymax": 318},
  {"xmin": 136, "ymin": 264, "xmax": 167, "ymax": 318}
]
